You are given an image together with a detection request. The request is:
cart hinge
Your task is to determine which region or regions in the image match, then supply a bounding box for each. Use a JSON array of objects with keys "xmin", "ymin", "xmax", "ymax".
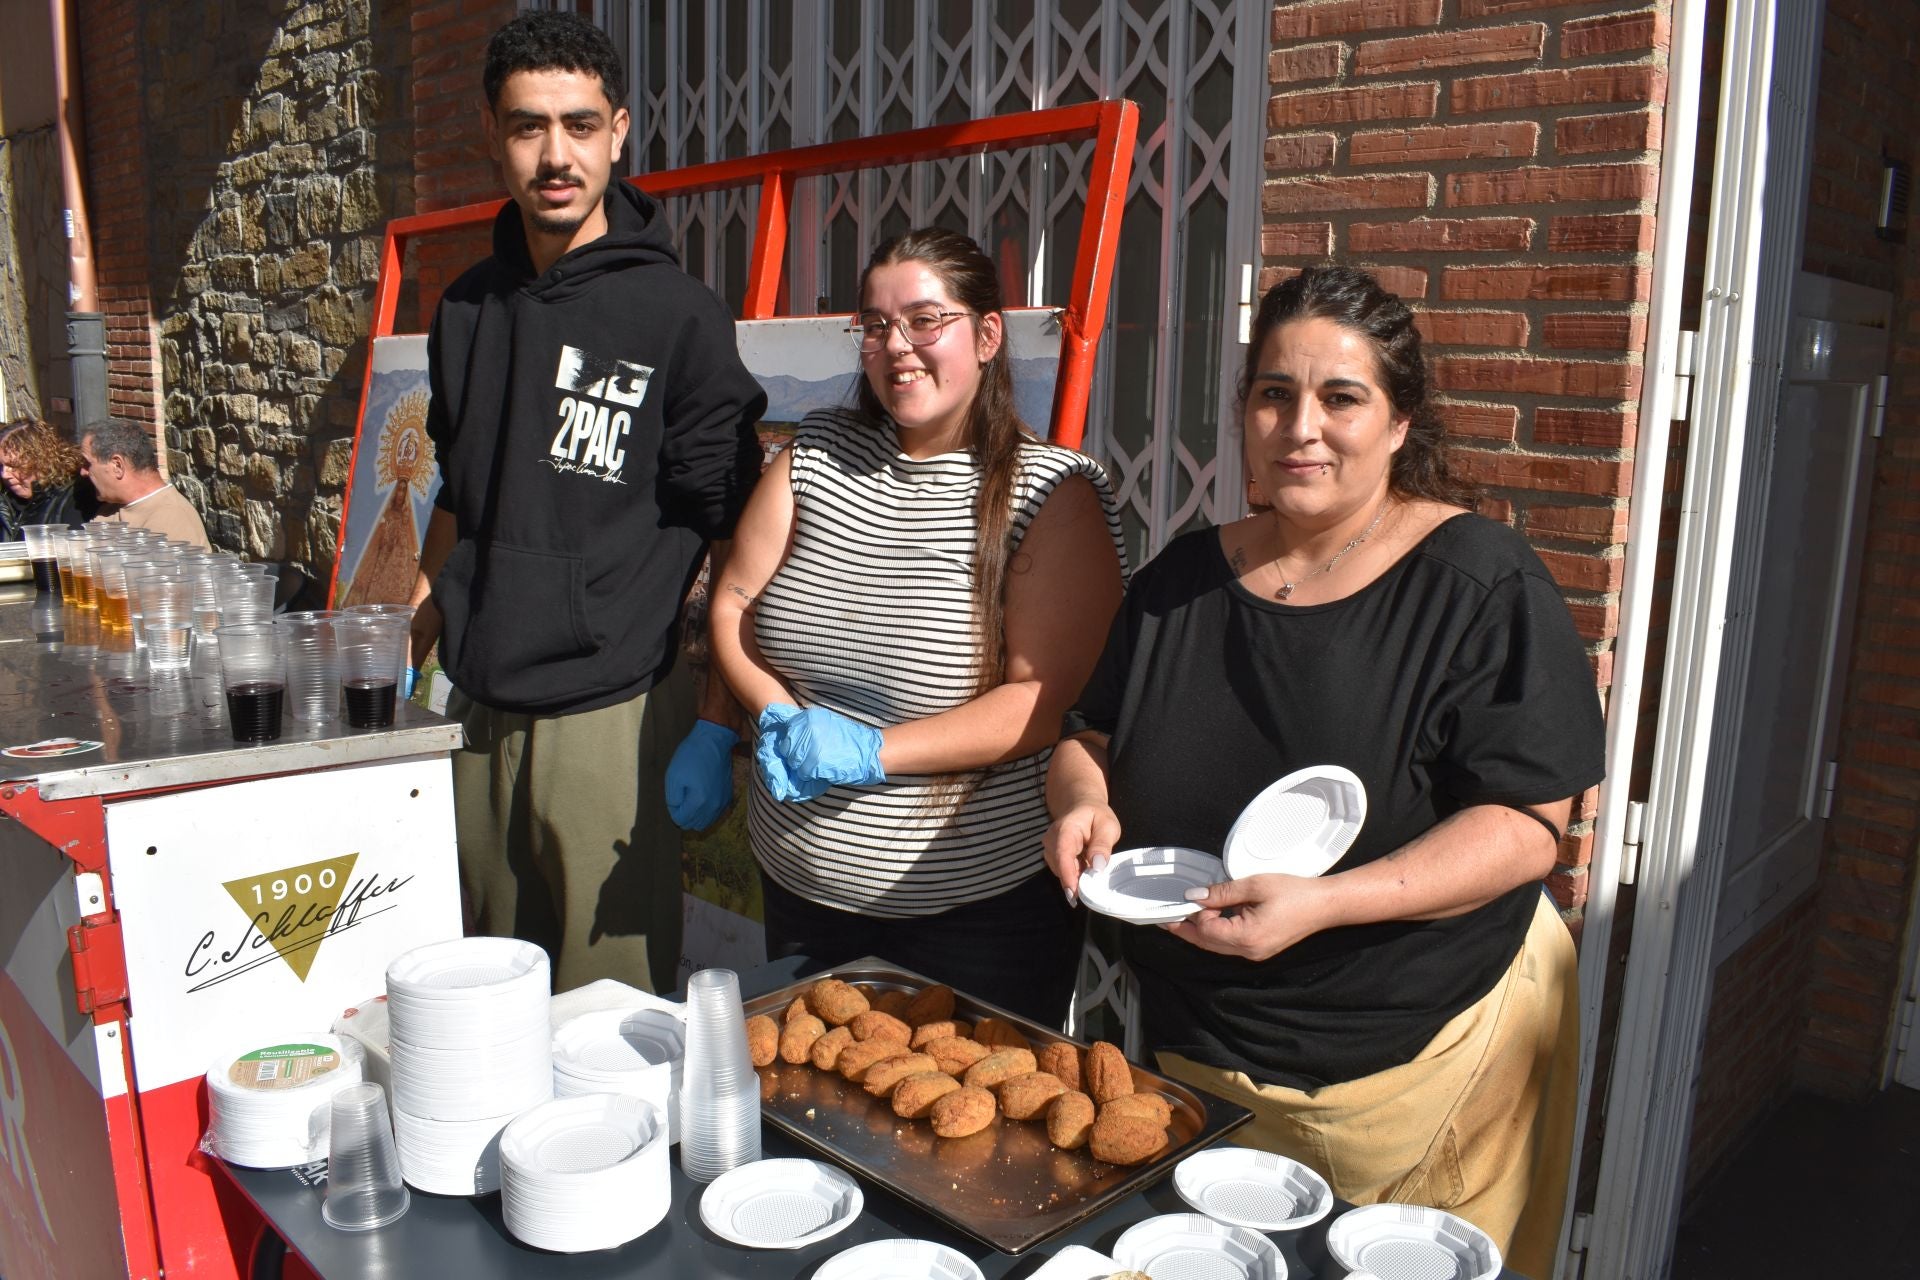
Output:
[
  {"xmin": 1570, "ymin": 1210, "xmax": 1593, "ymax": 1256},
  {"xmin": 1818, "ymin": 760, "xmax": 1840, "ymax": 820},
  {"xmin": 66, "ymin": 917, "xmax": 128, "ymax": 1018},
  {"xmin": 1871, "ymin": 374, "xmax": 1889, "ymax": 438},
  {"xmin": 1236, "ymin": 263, "xmax": 1254, "ymax": 344},
  {"xmin": 1619, "ymin": 800, "xmax": 1647, "ymax": 886},
  {"xmin": 1670, "ymin": 331, "xmax": 1698, "ymax": 422}
]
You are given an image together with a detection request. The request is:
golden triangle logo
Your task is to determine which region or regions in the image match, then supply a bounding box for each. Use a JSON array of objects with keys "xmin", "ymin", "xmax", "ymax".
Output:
[{"xmin": 221, "ymin": 853, "xmax": 361, "ymax": 982}]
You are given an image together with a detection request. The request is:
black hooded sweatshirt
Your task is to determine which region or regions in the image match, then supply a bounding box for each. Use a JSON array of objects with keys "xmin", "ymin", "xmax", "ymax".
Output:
[{"xmin": 424, "ymin": 182, "xmax": 765, "ymax": 715}]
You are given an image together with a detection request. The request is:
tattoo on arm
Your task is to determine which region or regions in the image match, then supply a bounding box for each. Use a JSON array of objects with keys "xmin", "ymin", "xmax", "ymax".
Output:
[
  {"xmin": 724, "ymin": 583, "xmax": 757, "ymax": 607},
  {"xmin": 1229, "ymin": 546, "xmax": 1248, "ymax": 574}
]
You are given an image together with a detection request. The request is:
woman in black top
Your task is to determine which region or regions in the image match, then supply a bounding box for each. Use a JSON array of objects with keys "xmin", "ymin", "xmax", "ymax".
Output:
[
  {"xmin": 1, "ymin": 420, "xmax": 95, "ymax": 535},
  {"xmin": 1045, "ymin": 266, "xmax": 1604, "ymax": 1274}
]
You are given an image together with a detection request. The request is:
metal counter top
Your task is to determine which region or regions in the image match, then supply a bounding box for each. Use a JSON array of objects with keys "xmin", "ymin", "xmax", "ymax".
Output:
[{"xmin": 0, "ymin": 589, "xmax": 462, "ymax": 799}]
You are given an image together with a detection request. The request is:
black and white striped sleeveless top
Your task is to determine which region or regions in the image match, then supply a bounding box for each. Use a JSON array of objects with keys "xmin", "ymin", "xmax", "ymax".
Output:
[{"xmin": 749, "ymin": 408, "xmax": 1127, "ymax": 918}]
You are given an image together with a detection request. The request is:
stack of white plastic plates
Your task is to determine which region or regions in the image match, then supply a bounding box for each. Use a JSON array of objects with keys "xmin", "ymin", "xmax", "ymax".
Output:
[
  {"xmin": 552, "ymin": 1007, "xmax": 685, "ymax": 1143},
  {"xmin": 1325, "ymin": 1204, "xmax": 1503, "ymax": 1280},
  {"xmin": 1173, "ymin": 1147, "xmax": 1336, "ymax": 1232},
  {"xmin": 205, "ymin": 1035, "xmax": 365, "ymax": 1168},
  {"xmin": 1076, "ymin": 846, "xmax": 1224, "ymax": 925},
  {"xmin": 1222, "ymin": 765, "xmax": 1367, "ymax": 879},
  {"xmin": 698, "ymin": 1158, "xmax": 862, "ymax": 1250},
  {"xmin": 385, "ymin": 938, "xmax": 552, "ymax": 1195},
  {"xmin": 814, "ymin": 1238, "xmax": 984, "ymax": 1280},
  {"xmin": 499, "ymin": 1094, "xmax": 670, "ymax": 1253},
  {"xmin": 1110, "ymin": 1213, "xmax": 1287, "ymax": 1280}
]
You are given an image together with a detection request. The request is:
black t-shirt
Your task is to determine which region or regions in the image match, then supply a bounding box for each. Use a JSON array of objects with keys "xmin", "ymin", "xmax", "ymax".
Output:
[{"xmin": 1063, "ymin": 514, "xmax": 1605, "ymax": 1089}]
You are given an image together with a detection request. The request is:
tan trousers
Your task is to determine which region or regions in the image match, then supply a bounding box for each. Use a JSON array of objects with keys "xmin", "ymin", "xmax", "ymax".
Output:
[
  {"xmin": 449, "ymin": 660, "xmax": 694, "ymax": 995},
  {"xmin": 1159, "ymin": 893, "xmax": 1579, "ymax": 1279}
]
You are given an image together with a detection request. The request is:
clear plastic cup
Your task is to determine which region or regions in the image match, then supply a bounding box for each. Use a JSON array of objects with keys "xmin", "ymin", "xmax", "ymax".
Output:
[
  {"xmin": 322, "ymin": 1083, "xmax": 410, "ymax": 1232},
  {"xmin": 344, "ymin": 604, "xmax": 417, "ymax": 692},
  {"xmin": 138, "ymin": 578, "xmax": 196, "ymax": 673},
  {"xmin": 277, "ymin": 611, "xmax": 343, "ymax": 724},
  {"xmin": 216, "ymin": 573, "xmax": 274, "ymax": 627},
  {"xmin": 20, "ymin": 524, "xmax": 63, "ymax": 597},
  {"xmin": 677, "ymin": 968, "xmax": 761, "ymax": 1182},
  {"xmin": 215, "ymin": 622, "xmax": 287, "ymax": 742},
  {"xmin": 336, "ymin": 616, "xmax": 406, "ymax": 728}
]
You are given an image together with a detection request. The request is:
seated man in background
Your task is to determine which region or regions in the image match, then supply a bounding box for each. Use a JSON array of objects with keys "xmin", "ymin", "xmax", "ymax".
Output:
[{"xmin": 80, "ymin": 418, "xmax": 211, "ymax": 549}]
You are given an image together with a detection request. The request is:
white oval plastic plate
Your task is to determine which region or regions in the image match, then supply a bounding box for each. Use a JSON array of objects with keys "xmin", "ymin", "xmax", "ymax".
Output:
[
  {"xmin": 1325, "ymin": 1203, "xmax": 1503, "ymax": 1280},
  {"xmin": 1076, "ymin": 846, "xmax": 1226, "ymax": 925},
  {"xmin": 814, "ymin": 1237, "xmax": 984, "ymax": 1280},
  {"xmin": 698, "ymin": 1157, "xmax": 863, "ymax": 1250},
  {"xmin": 1173, "ymin": 1146, "xmax": 1335, "ymax": 1232},
  {"xmin": 499, "ymin": 1094, "xmax": 661, "ymax": 1178},
  {"xmin": 1222, "ymin": 764, "xmax": 1367, "ymax": 881},
  {"xmin": 1025, "ymin": 1244, "xmax": 1122, "ymax": 1279},
  {"xmin": 553, "ymin": 1007, "xmax": 686, "ymax": 1076},
  {"xmin": 1111, "ymin": 1213, "xmax": 1286, "ymax": 1280}
]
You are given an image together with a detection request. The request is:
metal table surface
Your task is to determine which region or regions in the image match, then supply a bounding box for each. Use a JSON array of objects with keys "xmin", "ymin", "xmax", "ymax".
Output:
[
  {"xmin": 0, "ymin": 588, "xmax": 461, "ymax": 797},
  {"xmin": 220, "ymin": 960, "xmax": 1530, "ymax": 1280}
]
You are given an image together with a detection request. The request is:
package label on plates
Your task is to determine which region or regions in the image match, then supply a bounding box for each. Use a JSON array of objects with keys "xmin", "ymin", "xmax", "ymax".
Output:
[{"xmin": 229, "ymin": 1043, "xmax": 343, "ymax": 1091}]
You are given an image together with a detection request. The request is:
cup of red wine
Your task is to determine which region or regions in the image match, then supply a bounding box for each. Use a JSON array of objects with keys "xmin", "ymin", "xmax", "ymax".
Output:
[
  {"xmin": 335, "ymin": 615, "xmax": 407, "ymax": 729},
  {"xmin": 214, "ymin": 622, "xmax": 288, "ymax": 742}
]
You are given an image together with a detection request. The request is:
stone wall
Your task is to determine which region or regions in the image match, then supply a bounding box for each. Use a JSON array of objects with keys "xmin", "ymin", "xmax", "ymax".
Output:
[
  {"xmin": 142, "ymin": 0, "xmax": 410, "ymax": 570},
  {"xmin": 0, "ymin": 126, "xmax": 64, "ymax": 421}
]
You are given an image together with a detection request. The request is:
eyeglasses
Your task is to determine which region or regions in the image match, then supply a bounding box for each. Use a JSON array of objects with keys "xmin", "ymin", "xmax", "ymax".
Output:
[{"xmin": 847, "ymin": 308, "xmax": 972, "ymax": 352}]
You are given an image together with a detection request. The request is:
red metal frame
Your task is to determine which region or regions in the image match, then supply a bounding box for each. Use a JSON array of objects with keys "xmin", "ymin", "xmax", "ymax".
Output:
[{"xmin": 330, "ymin": 100, "xmax": 1138, "ymax": 606}]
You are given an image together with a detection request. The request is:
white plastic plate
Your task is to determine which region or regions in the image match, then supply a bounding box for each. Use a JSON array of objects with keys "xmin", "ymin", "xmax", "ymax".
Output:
[
  {"xmin": 1222, "ymin": 764, "xmax": 1367, "ymax": 881},
  {"xmin": 1077, "ymin": 846, "xmax": 1225, "ymax": 925},
  {"xmin": 1111, "ymin": 1213, "xmax": 1286, "ymax": 1280},
  {"xmin": 814, "ymin": 1237, "xmax": 985, "ymax": 1280},
  {"xmin": 499, "ymin": 1094, "xmax": 661, "ymax": 1177},
  {"xmin": 698, "ymin": 1157, "xmax": 862, "ymax": 1250},
  {"xmin": 1325, "ymin": 1204, "xmax": 1503, "ymax": 1280},
  {"xmin": 1026, "ymin": 1244, "xmax": 1123, "ymax": 1279},
  {"xmin": 553, "ymin": 1007, "xmax": 686, "ymax": 1075},
  {"xmin": 386, "ymin": 936, "xmax": 548, "ymax": 997},
  {"xmin": 1173, "ymin": 1146, "xmax": 1335, "ymax": 1232}
]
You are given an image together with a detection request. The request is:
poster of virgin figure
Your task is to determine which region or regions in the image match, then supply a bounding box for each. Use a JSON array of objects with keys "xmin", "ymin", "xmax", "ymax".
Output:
[{"xmin": 333, "ymin": 335, "xmax": 439, "ymax": 607}]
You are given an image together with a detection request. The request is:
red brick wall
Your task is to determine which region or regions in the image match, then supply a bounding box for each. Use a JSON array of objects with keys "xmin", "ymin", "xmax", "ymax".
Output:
[
  {"xmin": 1795, "ymin": 0, "xmax": 1920, "ymax": 1099},
  {"xmin": 74, "ymin": 0, "xmax": 158, "ymax": 430},
  {"xmin": 1262, "ymin": 0, "xmax": 1672, "ymax": 921},
  {"xmin": 409, "ymin": 0, "xmax": 517, "ymax": 329}
]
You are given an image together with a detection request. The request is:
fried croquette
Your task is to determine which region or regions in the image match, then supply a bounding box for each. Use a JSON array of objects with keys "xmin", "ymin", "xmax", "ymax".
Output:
[
  {"xmin": 904, "ymin": 984, "xmax": 956, "ymax": 1026},
  {"xmin": 1034, "ymin": 1042, "xmax": 1084, "ymax": 1091},
  {"xmin": 1100, "ymin": 1093, "xmax": 1173, "ymax": 1127},
  {"xmin": 862, "ymin": 1052, "xmax": 942, "ymax": 1098},
  {"xmin": 873, "ymin": 989, "xmax": 914, "ymax": 1019},
  {"xmin": 809, "ymin": 1024, "xmax": 855, "ymax": 1071},
  {"xmin": 1085, "ymin": 1040, "xmax": 1135, "ymax": 1104},
  {"xmin": 1046, "ymin": 1090, "xmax": 1096, "ymax": 1149},
  {"xmin": 997, "ymin": 1070, "xmax": 1069, "ymax": 1120},
  {"xmin": 746, "ymin": 1014, "xmax": 779, "ymax": 1067},
  {"xmin": 782, "ymin": 995, "xmax": 811, "ymax": 1024},
  {"xmin": 891, "ymin": 1071, "xmax": 963, "ymax": 1119},
  {"xmin": 962, "ymin": 1047, "xmax": 1038, "ymax": 1090},
  {"xmin": 929, "ymin": 1085, "xmax": 998, "ymax": 1138},
  {"xmin": 848, "ymin": 1010, "xmax": 912, "ymax": 1044},
  {"xmin": 1089, "ymin": 1110, "xmax": 1167, "ymax": 1166},
  {"xmin": 924, "ymin": 1036, "xmax": 993, "ymax": 1076},
  {"xmin": 778, "ymin": 1014, "xmax": 827, "ymax": 1064},
  {"xmin": 806, "ymin": 978, "xmax": 870, "ymax": 1026},
  {"xmin": 835, "ymin": 1037, "xmax": 903, "ymax": 1083},
  {"xmin": 908, "ymin": 1019, "xmax": 973, "ymax": 1049},
  {"xmin": 972, "ymin": 1017, "xmax": 1032, "ymax": 1052}
]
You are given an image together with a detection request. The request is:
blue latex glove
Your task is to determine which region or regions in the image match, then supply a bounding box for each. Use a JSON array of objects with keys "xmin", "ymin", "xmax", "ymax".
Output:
[
  {"xmin": 754, "ymin": 703, "xmax": 817, "ymax": 802},
  {"xmin": 665, "ymin": 719, "xmax": 739, "ymax": 830},
  {"xmin": 403, "ymin": 667, "xmax": 420, "ymax": 699},
  {"xmin": 772, "ymin": 706, "xmax": 886, "ymax": 796}
]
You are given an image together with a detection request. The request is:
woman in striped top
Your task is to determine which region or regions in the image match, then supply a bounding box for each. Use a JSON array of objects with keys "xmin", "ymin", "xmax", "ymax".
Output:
[{"xmin": 708, "ymin": 228, "xmax": 1127, "ymax": 1025}]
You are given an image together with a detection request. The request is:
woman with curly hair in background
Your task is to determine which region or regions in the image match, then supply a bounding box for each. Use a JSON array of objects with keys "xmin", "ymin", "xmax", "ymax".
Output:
[{"xmin": 0, "ymin": 419, "xmax": 97, "ymax": 536}]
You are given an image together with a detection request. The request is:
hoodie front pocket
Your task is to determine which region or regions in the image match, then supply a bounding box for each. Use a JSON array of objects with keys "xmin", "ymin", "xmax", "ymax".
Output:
[{"xmin": 471, "ymin": 542, "xmax": 596, "ymax": 670}]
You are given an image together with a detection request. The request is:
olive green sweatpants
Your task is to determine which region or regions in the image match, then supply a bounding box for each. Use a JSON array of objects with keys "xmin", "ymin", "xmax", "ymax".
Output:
[
  {"xmin": 1158, "ymin": 893, "xmax": 1580, "ymax": 1280},
  {"xmin": 448, "ymin": 660, "xmax": 693, "ymax": 995}
]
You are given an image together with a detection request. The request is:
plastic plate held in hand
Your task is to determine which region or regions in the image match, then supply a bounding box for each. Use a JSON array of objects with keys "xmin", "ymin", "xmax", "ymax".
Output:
[
  {"xmin": 1075, "ymin": 846, "xmax": 1225, "ymax": 925},
  {"xmin": 1325, "ymin": 1203, "xmax": 1503, "ymax": 1280},
  {"xmin": 1222, "ymin": 764, "xmax": 1367, "ymax": 881}
]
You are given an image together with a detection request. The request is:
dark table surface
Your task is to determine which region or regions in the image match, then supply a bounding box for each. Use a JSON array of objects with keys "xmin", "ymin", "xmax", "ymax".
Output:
[{"xmin": 220, "ymin": 958, "xmax": 1525, "ymax": 1279}]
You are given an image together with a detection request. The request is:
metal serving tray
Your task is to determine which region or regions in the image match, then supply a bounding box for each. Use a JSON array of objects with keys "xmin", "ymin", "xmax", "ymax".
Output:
[{"xmin": 741, "ymin": 958, "xmax": 1252, "ymax": 1255}]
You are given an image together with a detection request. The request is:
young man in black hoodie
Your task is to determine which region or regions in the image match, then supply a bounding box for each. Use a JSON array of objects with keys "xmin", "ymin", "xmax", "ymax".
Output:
[{"xmin": 409, "ymin": 12, "xmax": 765, "ymax": 995}]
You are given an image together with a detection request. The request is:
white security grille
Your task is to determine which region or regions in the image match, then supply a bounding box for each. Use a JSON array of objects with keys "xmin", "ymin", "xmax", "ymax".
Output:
[{"xmin": 532, "ymin": 0, "xmax": 1266, "ymax": 559}]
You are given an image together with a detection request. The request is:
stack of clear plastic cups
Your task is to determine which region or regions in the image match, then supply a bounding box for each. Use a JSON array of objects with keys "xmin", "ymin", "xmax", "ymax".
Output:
[
  {"xmin": 336, "ymin": 616, "xmax": 407, "ymax": 728},
  {"xmin": 344, "ymin": 604, "xmax": 417, "ymax": 696},
  {"xmin": 677, "ymin": 968, "xmax": 761, "ymax": 1182},
  {"xmin": 276, "ymin": 611, "xmax": 342, "ymax": 724},
  {"xmin": 135, "ymin": 576, "xmax": 196, "ymax": 674},
  {"xmin": 322, "ymin": 1083, "xmax": 411, "ymax": 1232}
]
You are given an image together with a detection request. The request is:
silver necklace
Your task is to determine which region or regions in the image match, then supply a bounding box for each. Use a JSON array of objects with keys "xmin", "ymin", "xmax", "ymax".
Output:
[{"xmin": 1274, "ymin": 500, "xmax": 1391, "ymax": 601}]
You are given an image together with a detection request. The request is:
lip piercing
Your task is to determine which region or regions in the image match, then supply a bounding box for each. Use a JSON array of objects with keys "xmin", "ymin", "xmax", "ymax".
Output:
[{"xmin": 1321, "ymin": 464, "xmax": 1330, "ymax": 475}]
